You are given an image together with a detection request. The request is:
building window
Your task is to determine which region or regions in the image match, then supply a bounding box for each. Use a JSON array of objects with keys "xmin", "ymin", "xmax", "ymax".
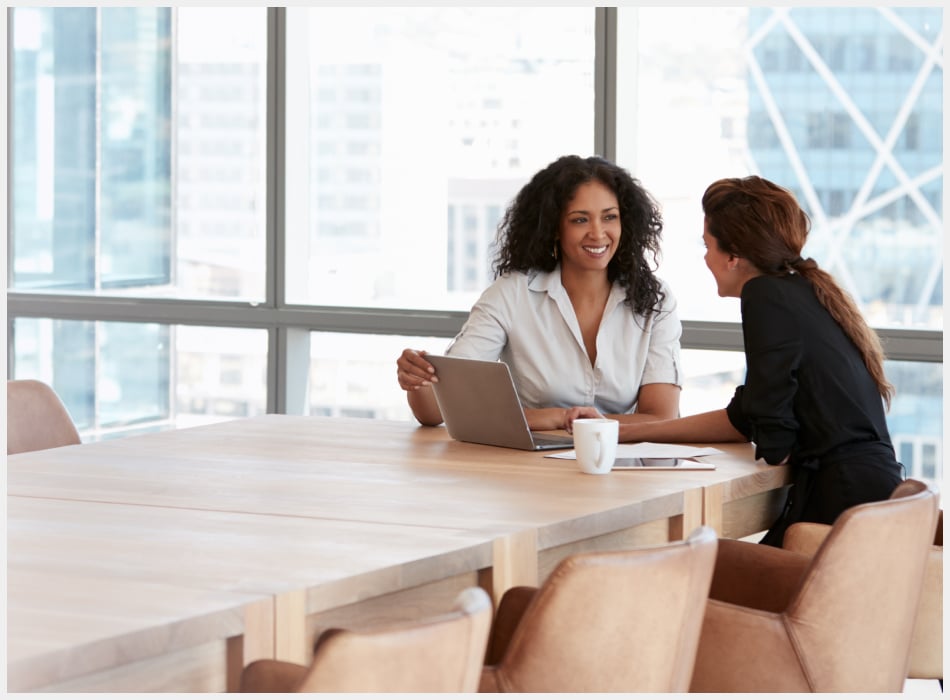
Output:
[
  {"xmin": 807, "ymin": 111, "xmax": 852, "ymax": 149},
  {"xmin": 903, "ymin": 113, "xmax": 920, "ymax": 151}
]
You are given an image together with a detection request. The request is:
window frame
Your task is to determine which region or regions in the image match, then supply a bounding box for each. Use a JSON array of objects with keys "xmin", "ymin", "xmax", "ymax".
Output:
[{"xmin": 6, "ymin": 7, "xmax": 943, "ymax": 416}]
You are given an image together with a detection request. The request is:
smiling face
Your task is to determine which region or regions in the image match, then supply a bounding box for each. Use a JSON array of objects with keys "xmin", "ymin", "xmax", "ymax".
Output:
[{"xmin": 557, "ymin": 180, "xmax": 620, "ymax": 275}]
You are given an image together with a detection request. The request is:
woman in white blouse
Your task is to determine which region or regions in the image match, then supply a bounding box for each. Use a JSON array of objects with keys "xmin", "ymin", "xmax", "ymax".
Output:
[{"xmin": 396, "ymin": 155, "xmax": 683, "ymax": 431}]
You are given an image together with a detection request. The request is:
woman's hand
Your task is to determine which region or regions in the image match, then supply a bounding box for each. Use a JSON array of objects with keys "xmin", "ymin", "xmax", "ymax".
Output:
[
  {"xmin": 523, "ymin": 407, "xmax": 571, "ymax": 431},
  {"xmin": 396, "ymin": 349, "xmax": 438, "ymax": 392},
  {"xmin": 563, "ymin": 406, "xmax": 605, "ymax": 433}
]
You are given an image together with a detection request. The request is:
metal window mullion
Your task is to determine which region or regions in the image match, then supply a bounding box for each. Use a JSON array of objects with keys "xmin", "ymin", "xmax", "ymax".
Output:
[
  {"xmin": 594, "ymin": 7, "xmax": 618, "ymax": 160},
  {"xmin": 9, "ymin": 292, "xmax": 942, "ymax": 364},
  {"xmin": 267, "ymin": 7, "xmax": 286, "ymax": 413},
  {"xmin": 93, "ymin": 7, "xmax": 103, "ymax": 433},
  {"xmin": 7, "ymin": 8, "xmax": 14, "ymax": 378}
]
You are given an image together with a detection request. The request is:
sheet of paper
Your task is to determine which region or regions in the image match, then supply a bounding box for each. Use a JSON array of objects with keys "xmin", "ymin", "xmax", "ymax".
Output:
[{"xmin": 545, "ymin": 442, "xmax": 724, "ymax": 460}]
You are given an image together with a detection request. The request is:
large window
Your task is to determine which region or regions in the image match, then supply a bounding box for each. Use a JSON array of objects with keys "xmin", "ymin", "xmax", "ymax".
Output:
[
  {"xmin": 11, "ymin": 7, "xmax": 267, "ymax": 301},
  {"xmin": 283, "ymin": 7, "xmax": 595, "ymax": 310},
  {"xmin": 12, "ymin": 318, "xmax": 267, "ymax": 439},
  {"xmin": 615, "ymin": 6, "xmax": 943, "ymax": 481},
  {"xmin": 8, "ymin": 8, "xmax": 943, "ymax": 482},
  {"xmin": 618, "ymin": 6, "xmax": 943, "ymax": 332}
]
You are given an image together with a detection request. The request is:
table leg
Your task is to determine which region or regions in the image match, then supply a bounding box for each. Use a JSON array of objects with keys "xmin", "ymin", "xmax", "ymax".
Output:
[
  {"xmin": 275, "ymin": 589, "xmax": 309, "ymax": 664},
  {"xmin": 227, "ymin": 598, "xmax": 276, "ymax": 691},
  {"xmin": 702, "ymin": 483, "xmax": 725, "ymax": 535},
  {"xmin": 479, "ymin": 529, "xmax": 539, "ymax": 607},
  {"xmin": 669, "ymin": 487, "xmax": 704, "ymax": 540}
]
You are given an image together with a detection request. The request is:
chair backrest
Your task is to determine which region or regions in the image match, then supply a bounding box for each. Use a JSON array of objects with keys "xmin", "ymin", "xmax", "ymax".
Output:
[
  {"xmin": 489, "ymin": 526, "xmax": 718, "ymax": 693},
  {"xmin": 295, "ymin": 586, "xmax": 491, "ymax": 692},
  {"xmin": 7, "ymin": 379, "xmax": 81, "ymax": 455},
  {"xmin": 786, "ymin": 479, "xmax": 938, "ymax": 691},
  {"xmin": 908, "ymin": 508, "xmax": 942, "ymax": 680}
]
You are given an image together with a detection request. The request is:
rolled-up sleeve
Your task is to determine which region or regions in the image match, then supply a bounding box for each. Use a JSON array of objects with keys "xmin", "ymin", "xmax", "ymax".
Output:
[{"xmin": 641, "ymin": 283, "xmax": 683, "ymax": 387}]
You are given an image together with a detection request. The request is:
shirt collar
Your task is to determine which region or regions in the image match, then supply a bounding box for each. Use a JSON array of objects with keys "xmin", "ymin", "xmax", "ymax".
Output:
[
  {"xmin": 527, "ymin": 265, "xmax": 564, "ymax": 298},
  {"xmin": 529, "ymin": 265, "xmax": 626, "ymax": 309}
]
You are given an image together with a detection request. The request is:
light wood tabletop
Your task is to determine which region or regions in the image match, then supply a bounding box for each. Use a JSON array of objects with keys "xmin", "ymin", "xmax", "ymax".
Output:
[
  {"xmin": 8, "ymin": 495, "xmax": 490, "ymax": 692},
  {"xmin": 7, "ymin": 415, "xmax": 790, "ymax": 692}
]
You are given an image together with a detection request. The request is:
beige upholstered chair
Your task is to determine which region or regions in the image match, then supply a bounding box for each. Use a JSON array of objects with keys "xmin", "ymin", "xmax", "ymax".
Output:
[
  {"xmin": 239, "ymin": 586, "xmax": 491, "ymax": 692},
  {"xmin": 783, "ymin": 503, "xmax": 943, "ymax": 684},
  {"xmin": 479, "ymin": 526, "xmax": 718, "ymax": 693},
  {"xmin": 7, "ymin": 379, "xmax": 81, "ymax": 455},
  {"xmin": 689, "ymin": 479, "xmax": 938, "ymax": 693}
]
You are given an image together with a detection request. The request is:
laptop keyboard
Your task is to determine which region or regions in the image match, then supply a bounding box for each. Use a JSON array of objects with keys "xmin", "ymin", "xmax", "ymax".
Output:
[{"xmin": 531, "ymin": 432, "xmax": 573, "ymax": 447}]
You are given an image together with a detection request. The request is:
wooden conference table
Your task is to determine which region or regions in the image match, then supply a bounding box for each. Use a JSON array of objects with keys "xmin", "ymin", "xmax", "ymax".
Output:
[{"xmin": 7, "ymin": 415, "xmax": 790, "ymax": 692}]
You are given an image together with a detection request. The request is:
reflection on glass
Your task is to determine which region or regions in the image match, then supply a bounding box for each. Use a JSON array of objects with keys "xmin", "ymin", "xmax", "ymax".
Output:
[
  {"xmin": 11, "ymin": 6, "xmax": 267, "ymax": 300},
  {"xmin": 12, "ymin": 319, "xmax": 267, "ymax": 440},
  {"xmin": 286, "ymin": 7, "xmax": 595, "ymax": 310},
  {"xmin": 620, "ymin": 6, "xmax": 943, "ymax": 330}
]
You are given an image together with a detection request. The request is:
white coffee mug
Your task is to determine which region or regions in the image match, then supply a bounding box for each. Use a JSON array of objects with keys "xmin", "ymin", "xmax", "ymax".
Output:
[{"xmin": 572, "ymin": 418, "xmax": 619, "ymax": 475}]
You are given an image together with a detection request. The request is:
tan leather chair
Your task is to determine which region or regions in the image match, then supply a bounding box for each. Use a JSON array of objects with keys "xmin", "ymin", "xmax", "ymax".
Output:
[
  {"xmin": 239, "ymin": 586, "xmax": 491, "ymax": 692},
  {"xmin": 784, "ymin": 504, "xmax": 943, "ymax": 684},
  {"xmin": 479, "ymin": 526, "xmax": 718, "ymax": 693},
  {"xmin": 7, "ymin": 379, "xmax": 81, "ymax": 455},
  {"xmin": 689, "ymin": 479, "xmax": 939, "ymax": 693}
]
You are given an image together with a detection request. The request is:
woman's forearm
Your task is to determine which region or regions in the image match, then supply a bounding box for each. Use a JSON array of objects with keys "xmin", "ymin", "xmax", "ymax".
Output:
[
  {"xmin": 407, "ymin": 385, "xmax": 443, "ymax": 426},
  {"xmin": 617, "ymin": 408, "xmax": 748, "ymax": 444}
]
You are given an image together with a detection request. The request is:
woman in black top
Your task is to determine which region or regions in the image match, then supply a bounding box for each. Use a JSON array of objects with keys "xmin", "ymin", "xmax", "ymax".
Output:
[{"xmin": 568, "ymin": 175, "xmax": 903, "ymax": 545}]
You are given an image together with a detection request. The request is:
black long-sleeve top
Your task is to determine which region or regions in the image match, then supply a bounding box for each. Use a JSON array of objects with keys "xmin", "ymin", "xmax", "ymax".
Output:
[{"xmin": 725, "ymin": 274, "xmax": 895, "ymax": 468}]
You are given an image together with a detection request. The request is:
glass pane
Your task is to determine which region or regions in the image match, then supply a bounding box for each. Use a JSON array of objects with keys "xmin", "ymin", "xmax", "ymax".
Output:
[
  {"xmin": 309, "ymin": 332, "xmax": 447, "ymax": 420},
  {"xmin": 618, "ymin": 7, "xmax": 943, "ymax": 329},
  {"xmin": 11, "ymin": 7, "xmax": 267, "ymax": 300},
  {"xmin": 285, "ymin": 7, "xmax": 596, "ymax": 310},
  {"xmin": 12, "ymin": 319, "xmax": 267, "ymax": 440},
  {"xmin": 679, "ymin": 349, "xmax": 746, "ymax": 416},
  {"xmin": 886, "ymin": 360, "xmax": 942, "ymax": 484}
]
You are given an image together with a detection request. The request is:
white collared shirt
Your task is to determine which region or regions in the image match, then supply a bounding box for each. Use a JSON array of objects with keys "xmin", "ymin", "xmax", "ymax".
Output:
[{"xmin": 445, "ymin": 267, "xmax": 682, "ymax": 415}]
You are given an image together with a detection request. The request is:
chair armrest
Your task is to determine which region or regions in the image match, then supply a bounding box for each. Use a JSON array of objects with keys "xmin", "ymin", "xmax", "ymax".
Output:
[
  {"xmin": 709, "ymin": 538, "xmax": 811, "ymax": 613},
  {"xmin": 690, "ymin": 599, "xmax": 811, "ymax": 692},
  {"xmin": 484, "ymin": 586, "xmax": 537, "ymax": 664},
  {"xmin": 782, "ymin": 522, "xmax": 832, "ymax": 556},
  {"xmin": 240, "ymin": 659, "xmax": 309, "ymax": 692},
  {"xmin": 479, "ymin": 667, "xmax": 502, "ymax": 692}
]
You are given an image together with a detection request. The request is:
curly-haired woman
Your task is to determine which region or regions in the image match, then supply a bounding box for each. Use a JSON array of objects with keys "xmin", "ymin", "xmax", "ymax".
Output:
[
  {"xmin": 396, "ymin": 154, "xmax": 683, "ymax": 431},
  {"xmin": 569, "ymin": 175, "xmax": 904, "ymax": 544}
]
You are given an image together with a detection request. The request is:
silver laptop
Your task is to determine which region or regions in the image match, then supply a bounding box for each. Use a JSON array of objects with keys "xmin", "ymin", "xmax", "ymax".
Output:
[{"xmin": 426, "ymin": 355, "xmax": 574, "ymax": 451}]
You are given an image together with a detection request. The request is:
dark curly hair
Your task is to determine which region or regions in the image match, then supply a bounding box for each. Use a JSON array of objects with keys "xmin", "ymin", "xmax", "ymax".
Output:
[{"xmin": 492, "ymin": 155, "xmax": 665, "ymax": 317}]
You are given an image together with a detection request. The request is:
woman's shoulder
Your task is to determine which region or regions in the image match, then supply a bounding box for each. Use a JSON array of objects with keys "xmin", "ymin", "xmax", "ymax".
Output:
[
  {"xmin": 742, "ymin": 273, "xmax": 811, "ymax": 297},
  {"xmin": 740, "ymin": 274, "xmax": 815, "ymax": 317},
  {"xmin": 473, "ymin": 270, "xmax": 542, "ymax": 307}
]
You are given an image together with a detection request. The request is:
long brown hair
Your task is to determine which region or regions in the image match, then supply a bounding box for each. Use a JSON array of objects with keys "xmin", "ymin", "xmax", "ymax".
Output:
[{"xmin": 702, "ymin": 175, "xmax": 894, "ymax": 408}]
